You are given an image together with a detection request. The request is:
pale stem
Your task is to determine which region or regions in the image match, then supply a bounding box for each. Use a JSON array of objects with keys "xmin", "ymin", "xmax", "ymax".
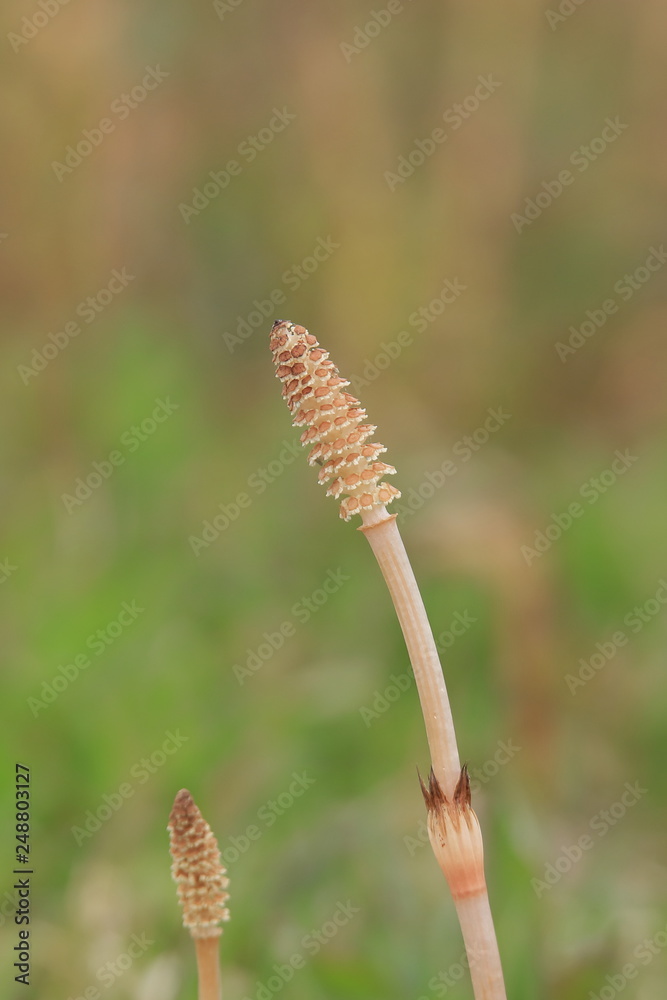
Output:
[
  {"xmin": 360, "ymin": 506, "xmax": 460, "ymax": 797},
  {"xmin": 455, "ymin": 893, "xmax": 506, "ymax": 1000},
  {"xmin": 360, "ymin": 505, "xmax": 506, "ymax": 1000},
  {"xmin": 195, "ymin": 936, "xmax": 222, "ymax": 1000}
]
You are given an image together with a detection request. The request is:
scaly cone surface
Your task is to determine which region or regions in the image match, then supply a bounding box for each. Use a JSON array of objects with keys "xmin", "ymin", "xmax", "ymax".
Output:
[
  {"xmin": 168, "ymin": 789, "xmax": 230, "ymax": 939},
  {"xmin": 270, "ymin": 320, "xmax": 401, "ymax": 520}
]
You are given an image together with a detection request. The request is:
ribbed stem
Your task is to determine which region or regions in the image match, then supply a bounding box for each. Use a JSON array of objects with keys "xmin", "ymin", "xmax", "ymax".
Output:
[
  {"xmin": 455, "ymin": 894, "xmax": 506, "ymax": 1000},
  {"xmin": 269, "ymin": 321, "xmax": 505, "ymax": 999},
  {"xmin": 360, "ymin": 507, "xmax": 460, "ymax": 796},
  {"xmin": 195, "ymin": 936, "xmax": 222, "ymax": 1000},
  {"xmin": 361, "ymin": 506, "xmax": 506, "ymax": 1000}
]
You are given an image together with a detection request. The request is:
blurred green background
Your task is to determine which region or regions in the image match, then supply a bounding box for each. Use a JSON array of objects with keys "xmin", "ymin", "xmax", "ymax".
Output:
[{"xmin": 1, "ymin": 1, "xmax": 666, "ymax": 998}]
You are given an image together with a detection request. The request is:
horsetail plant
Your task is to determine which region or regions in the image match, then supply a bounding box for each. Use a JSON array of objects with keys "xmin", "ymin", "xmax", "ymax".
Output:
[
  {"xmin": 270, "ymin": 319, "xmax": 506, "ymax": 1000},
  {"xmin": 168, "ymin": 789, "xmax": 230, "ymax": 1000}
]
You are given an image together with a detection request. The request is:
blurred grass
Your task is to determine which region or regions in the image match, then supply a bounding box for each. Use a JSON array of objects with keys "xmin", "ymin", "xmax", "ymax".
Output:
[{"xmin": 2, "ymin": 1, "xmax": 667, "ymax": 998}]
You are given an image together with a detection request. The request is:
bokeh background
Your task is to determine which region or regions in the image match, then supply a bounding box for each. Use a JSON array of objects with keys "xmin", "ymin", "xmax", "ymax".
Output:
[{"xmin": 2, "ymin": 1, "xmax": 667, "ymax": 998}]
